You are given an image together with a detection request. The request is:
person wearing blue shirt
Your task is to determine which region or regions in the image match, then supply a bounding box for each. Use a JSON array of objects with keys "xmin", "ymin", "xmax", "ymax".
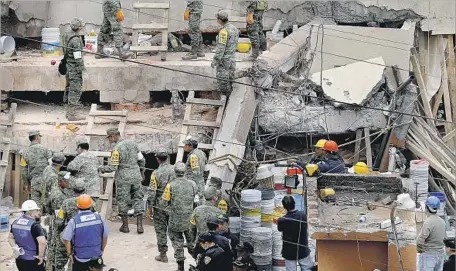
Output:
[{"xmin": 62, "ymin": 194, "xmax": 109, "ymax": 271}]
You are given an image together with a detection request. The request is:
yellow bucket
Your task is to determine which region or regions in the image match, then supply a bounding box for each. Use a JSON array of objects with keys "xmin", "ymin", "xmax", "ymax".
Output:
[{"xmin": 237, "ymin": 38, "xmax": 251, "ymax": 53}]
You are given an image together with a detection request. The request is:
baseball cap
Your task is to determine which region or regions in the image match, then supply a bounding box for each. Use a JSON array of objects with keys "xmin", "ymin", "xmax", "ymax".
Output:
[{"xmin": 88, "ymin": 257, "xmax": 106, "ymax": 268}]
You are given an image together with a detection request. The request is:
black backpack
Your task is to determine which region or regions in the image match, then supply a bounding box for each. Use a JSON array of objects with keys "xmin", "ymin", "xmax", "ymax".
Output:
[{"xmin": 58, "ymin": 35, "xmax": 80, "ymax": 75}]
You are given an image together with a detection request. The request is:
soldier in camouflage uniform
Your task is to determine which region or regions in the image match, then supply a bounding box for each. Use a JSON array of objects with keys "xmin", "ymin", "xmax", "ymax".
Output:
[
  {"xmin": 41, "ymin": 153, "xmax": 66, "ymax": 213},
  {"xmin": 183, "ymin": 138, "xmax": 207, "ymax": 204},
  {"xmin": 162, "ymin": 162, "xmax": 198, "ymax": 271},
  {"xmin": 190, "ymin": 187, "xmax": 223, "ymax": 241},
  {"xmin": 182, "ymin": 1, "xmax": 205, "ymax": 60},
  {"xmin": 21, "ymin": 130, "xmax": 52, "ymax": 208},
  {"xmin": 96, "ymin": 0, "xmax": 131, "ymax": 59},
  {"xmin": 67, "ymin": 139, "xmax": 100, "ymax": 206},
  {"xmin": 47, "ymin": 171, "xmax": 72, "ymax": 271},
  {"xmin": 150, "ymin": 149, "xmax": 175, "ymax": 263},
  {"xmin": 246, "ymin": 1, "xmax": 268, "ymax": 59},
  {"xmin": 100, "ymin": 128, "xmax": 146, "ymax": 234},
  {"xmin": 64, "ymin": 18, "xmax": 86, "ymax": 121},
  {"xmin": 207, "ymin": 176, "xmax": 229, "ymax": 214},
  {"xmin": 211, "ymin": 10, "xmax": 239, "ymax": 95},
  {"xmin": 56, "ymin": 177, "xmax": 87, "ymax": 227}
]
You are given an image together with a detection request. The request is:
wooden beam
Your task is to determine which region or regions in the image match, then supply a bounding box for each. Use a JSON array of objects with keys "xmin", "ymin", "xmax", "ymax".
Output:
[
  {"xmin": 99, "ymin": 177, "xmax": 114, "ymax": 220},
  {"xmin": 13, "ymin": 153, "xmax": 21, "ymax": 207},
  {"xmin": 353, "ymin": 129, "xmax": 363, "ymax": 163},
  {"xmin": 447, "ymin": 35, "xmax": 456, "ymax": 149},
  {"xmin": 410, "ymin": 48, "xmax": 434, "ymax": 125},
  {"xmin": 364, "ymin": 128, "xmax": 372, "ymax": 169},
  {"xmin": 312, "ymin": 231, "xmax": 388, "ymax": 242}
]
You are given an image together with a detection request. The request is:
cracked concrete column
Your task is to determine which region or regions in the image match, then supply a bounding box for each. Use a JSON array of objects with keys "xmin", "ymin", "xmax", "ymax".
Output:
[{"xmin": 206, "ymin": 77, "xmax": 257, "ymax": 192}]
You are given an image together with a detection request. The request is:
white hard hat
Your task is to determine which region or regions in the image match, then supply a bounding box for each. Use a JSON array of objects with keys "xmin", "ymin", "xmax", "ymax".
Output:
[{"xmin": 21, "ymin": 200, "xmax": 40, "ymax": 212}]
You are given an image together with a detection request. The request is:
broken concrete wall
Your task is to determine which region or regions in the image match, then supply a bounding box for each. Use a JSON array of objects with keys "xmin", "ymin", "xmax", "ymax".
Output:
[
  {"xmin": 1, "ymin": 0, "xmax": 454, "ymax": 37},
  {"xmin": 317, "ymin": 173, "xmax": 403, "ymax": 194}
]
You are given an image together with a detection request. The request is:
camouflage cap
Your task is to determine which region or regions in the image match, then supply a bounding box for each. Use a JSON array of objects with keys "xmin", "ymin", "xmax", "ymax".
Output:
[
  {"xmin": 155, "ymin": 148, "xmax": 168, "ymax": 158},
  {"xmin": 182, "ymin": 138, "xmax": 198, "ymax": 146},
  {"xmin": 52, "ymin": 152, "xmax": 66, "ymax": 163},
  {"xmin": 72, "ymin": 178, "xmax": 86, "ymax": 192},
  {"xmin": 70, "ymin": 17, "xmax": 84, "ymax": 31},
  {"xmin": 209, "ymin": 176, "xmax": 223, "ymax": 189},
  {"xmin": 76, "ymin": 138, "xmax": 88, "ymax": 146},
  {"xmin": 174, "ymin": 162, "xmax": 186, "ymax": 174},
  {"xmin": 106, "ymin": 128, "xmax": 120, "ymax": 137},
  {"xmin": 58, "ymin": 171, "xmax": 71, "ymax": 181},
  {"xmin": 28, "ymin": 130, "xmax": 41, "ymax": 137},
  {"xmin": 216, "ymin": 9, "xmax": 229, "ymax": 20},
  {"xmin": 203, "ymin": 186, "xmax": 218, "ymax": 200}
]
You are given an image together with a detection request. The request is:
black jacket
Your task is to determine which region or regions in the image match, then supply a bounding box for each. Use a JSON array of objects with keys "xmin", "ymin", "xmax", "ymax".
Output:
[
  {"xmin": 199, "ymin": 245, "xmax": 226, "ymax": 271},
  {"xmin": 443, "ymin": 255, "xmax": 455, "ymax": 271},
  {"xmin": 219, "ymin": 230, "xmax": 239, "ymax": 259},
  {"xmin": 277, "ymin": 210, "xmax": 310, "ymax": 260}
]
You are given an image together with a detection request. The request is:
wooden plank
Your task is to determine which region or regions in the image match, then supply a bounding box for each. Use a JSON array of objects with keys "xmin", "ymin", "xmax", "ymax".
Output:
[
  {"xmin": 176, "ymin": 91, "xmax": 194, "ymax": 162},
  {"xmin": 353, "ymin": 129, "xmax": 363, "ymax": 163},
  {"xmin": 99, "ymin": 177, "xmax": 114, "ymax": 220},
  {"xmin": 182, "ymin": 120, "xmax": 220, "ymax": 128},
  {"xmin": 186, "ymin": 97, "xmax": 225, "ymax": 107},
  {"xmin": 364, "ymin": 128, "xmax": 372, "ymax": 169},
  {"xmin": 410, "ymin": 48, "xmax": 434, "ymax": 125},
  {"xmin": 443, "ymin": 129, "xmax": 456, "ymax": 142},
  {"xmin": 312, "ymin": 231, "xmax": 388, "ymax": 242},
  {"xmin": 132, "ymin": 23, "xmax": 168, "ymax": 31},
  {"xmin": 89, "ymin": 109, "xmax": 128, "ymax": 117},
  {"xmin": 133, "ymin": 3, "xmax": 170, "ymax": 9},
  {"xmin": 447, "ymin": 35, "xmax": 456, "ymax": 150},
  {"xmin": 13, "ymin": 154, "xmax": 21, "ymax": 207},
  {"xmin": 130, "ymin": 46, "xmax": 168, "ymax": 52}
]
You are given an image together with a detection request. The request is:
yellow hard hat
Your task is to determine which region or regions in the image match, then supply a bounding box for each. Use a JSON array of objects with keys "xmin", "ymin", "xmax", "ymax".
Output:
[
  {"xmin": 354, "ymin": 162, "xmax": 369, "ymax": 174},
  {"xmin": 314, "ymin": 139, "xmax": 327, "ymax": 149}
]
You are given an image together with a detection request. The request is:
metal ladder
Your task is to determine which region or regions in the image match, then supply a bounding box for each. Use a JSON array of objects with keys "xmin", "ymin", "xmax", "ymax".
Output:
[
  {"xmin": 176, "ymin": 92, "xmax": 227, "ymax": 162},
  {"xmin": 131, "ymin": 2, "xmax": 170, "ymax": 61}
]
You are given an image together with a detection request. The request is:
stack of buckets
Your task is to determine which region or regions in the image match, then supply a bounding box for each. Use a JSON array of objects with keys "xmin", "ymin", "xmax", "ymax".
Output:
[
  {"xmin": 240, "ymin": 189, "xmax": 262, "ymax": 243},
  {"xmin": 41, "ymin": 28, "xmax": 62, "ymax": 56}
]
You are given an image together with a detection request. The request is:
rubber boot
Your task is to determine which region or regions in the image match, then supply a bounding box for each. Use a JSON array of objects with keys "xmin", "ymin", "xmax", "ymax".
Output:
[
  {"xmin": 196, "ymin": 45, "xmax": 205, "ymax": 57},
  {"xmin": 182, "ymin": 46, "xmax": 197, "ymax": 60},
  {"xmin": 117, "ymin": 46, "xmax": 132, "ymax": 60},
  {"xmin": 120, "ymin": 216, "xmax": 130, "ymax": 233},
  {"xmin": 155, "ymin": 252, "xmax": 168, "ymax": 263},
  {"xmin": 249, "ymin": 46, "xmax": 260, "ymax": 60},
  {"xmin": 136, "ymin": 215, "xmax": 144, "ymax": 234},
  {"xmin": 95, "ymin": 45, "xmax": 107, "ymax": 59},
  {"xmin": 177, "ymin": 261, "xmax": 185, "ymax": 271}
]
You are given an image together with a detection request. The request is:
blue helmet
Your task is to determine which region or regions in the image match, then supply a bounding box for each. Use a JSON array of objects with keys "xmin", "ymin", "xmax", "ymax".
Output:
[{"xmin": 425, "ymin": 196, "xmax": 441, "ymax": 212}]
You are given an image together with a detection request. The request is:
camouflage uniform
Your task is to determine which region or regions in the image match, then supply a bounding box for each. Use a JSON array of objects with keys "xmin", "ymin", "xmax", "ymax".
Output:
[
  {"xmin": 207, "ymin": 176, "xmax": 229, "ymax": 214},
  {"xmin": 150, "ymin": 150, "xmax": 175, "ymax": 254},
  {"xmin": 41, "ymin": 153, "xmax": 66, "ymax": 213},
  {"xmin": 190, "ymin": 187, "xmax": 223, "ymax": 239},
  {"xmin": 100, "ymin": 129, "xmax": 145, "ymax": 216},
  {"xmin": 63, "ymin": 18, "xmax": 85, "ymax": 120},
  {"xmin": 67, "ymin": 144, "xmax": 100, "ymax": 201},
  {"xmin": 246, "ymin": 1, "xmax": 268, "ymax": 56},
  {"xmin": 212, "ymin": 10, "xmax": 239, "ymax": 95},
  {"xmin": 183, "ymin": 1, "xmax": 204, "ymax": 59},
  {"xmin": 184, "ymin": 140, "xmax": 207, "ymax": 201},
  {"xmin": 57, "ymin": 178, "xmax": 88, "ymax": 226},
  {"xmin": 47, "ymin": 171, "xmax": 72, "ymax": 271},
  {"xmin": 21, "ymin": 130, "xmax": 52, "ymax": 207},
  {"xmin": 98, "ymin": 0, "xmax": 123, "ymax": 48},
  {"xmin": 163, "ymin": 163, "xmax": 198, "ymax": 263}
]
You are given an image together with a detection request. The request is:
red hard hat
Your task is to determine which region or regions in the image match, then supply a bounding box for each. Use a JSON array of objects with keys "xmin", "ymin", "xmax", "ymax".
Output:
[{"xmin": 323, "ymin": 140, "xmax": 339, "ymax": 152}]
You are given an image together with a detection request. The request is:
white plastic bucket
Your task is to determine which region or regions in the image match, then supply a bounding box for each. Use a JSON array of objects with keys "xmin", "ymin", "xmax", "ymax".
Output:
[
  {"xmin": 0, "ymin": 36, "xmax": 16, "ymax": 54},
  {"xmin": 41, "ymin": 28, "xmax": 62, "ymax": 56},
  {"xmin": 0, "ymin": 206, "xmax": 10, "ymax": 232},
  {"xmin": 84, "ymin": 35, "xmax": 98, "ymax": 53}
]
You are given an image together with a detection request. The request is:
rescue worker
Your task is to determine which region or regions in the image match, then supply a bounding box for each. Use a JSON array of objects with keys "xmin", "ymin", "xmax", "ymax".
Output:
[
  {"xmin": 41, "ymin": 152, "xmax": 66, "ymax": 213},
  {"xmin": 9, "ymin": 200, "xmax": 47, "ymax": 271},
  {"xmin": 233, "ymin": 242, "xmax": 257, "ymax": 271},
  {"xmin": 317, "ymin": 140, "xmax": 345, "ymax": 173},
  {"xmin": 190, "ymin": 186, "xmax": 223, "ymax": 240},
  {"xmin": 57, "ymin": 178, "xmax": 88, "ymax": 227},
  {"xmin": 246, "ymin": 1, "xmax": 268, "ymax": 59},
  {"xmin": 67, "ymin": 139, "xmax": 100, "ymax": 205},
  {"xmin": 443, "ymin": 239, "xmax": 455, "ymax": 271},
  {"xmin": 182, "ymin": 1, "xmax": 205, "ymax": 60},
  {"xmin": 162, "ymin": 162, "xmax": 198, "ymax": 271},
  {"xmin": 197, "ymin": 233, "xmax": 226, "ymax": 271},
  {"xmin": 207, "ymin": 176, "xmax": 229, "ymax": 214},
  {"xmin": 96, "ymin": 0, "xmax": 131, "ymax": 59},
  {"xmin": 47, "ymin": 171, "xmax": 72, "ymax": 271},
  {"xmin": 417, "ymin": 196, "xmax": 446, "ymax": 271},
  {"xmin": 100, "ymin": 128, "xmax": 145, "ymax": 234},
  {"xmin": 21, "ymin": 130, "xmax": 53, "ymax": 208},
  {"xmin": 211, "ymin": 10, "xmax": 239, "ymax": 96},
  {"xmin": 309, "ymin": 139, "xmax": 327, "ymax": 164},
  {"xmin": 64, "ymin": 18, "xmax": 86, "ymax": 121},
  {"xmin": 206, "ymin": 217, "xmax": 233, "ymax": 269},
  {"xmin": 183, "ymin": 138, "xmax": 207, "ymax": 204},
  {"xmin": 62, "ymin": 194, "xmax": 109, "ymax": 271},
  {"xmin": 216, "ymin": 214, "xmax": 239, "ymax": 259},
  {"xmin": 150, "ymin": 149, "xmax": 175, "ymax": 263}
]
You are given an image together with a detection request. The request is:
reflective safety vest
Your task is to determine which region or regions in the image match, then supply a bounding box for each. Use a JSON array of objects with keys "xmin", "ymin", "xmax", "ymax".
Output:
[
  {"xmin": 72, "ymin": 211, "xmax": 103, "ymax": 259},
  {"xmin": 11, "ymin": 215, "xmax": 38, "ymax": 260}
]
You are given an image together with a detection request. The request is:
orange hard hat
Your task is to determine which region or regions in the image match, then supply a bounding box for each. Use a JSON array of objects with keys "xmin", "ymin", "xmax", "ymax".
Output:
[
  {"xmin": 323, "ymin": 140, "xmax": 339, "ymax": 152},
  {"xmin": 76, "ymin": 194, "xmax": 93, "ymax": 209}
]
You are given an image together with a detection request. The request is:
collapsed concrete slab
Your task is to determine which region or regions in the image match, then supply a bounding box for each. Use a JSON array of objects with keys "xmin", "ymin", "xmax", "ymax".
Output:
[{"xmin": 310, "ymin": 57, "xmax": 386, "ymax": 105}]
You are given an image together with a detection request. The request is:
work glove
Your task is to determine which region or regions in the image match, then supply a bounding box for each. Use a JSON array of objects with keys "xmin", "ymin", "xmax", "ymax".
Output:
[
  {"xmin": 116, "ymin": 9, "xmax": 125, "ymax": 22},
  {"xmin": 12, "ymin": 245, "xmax": 24, "ymax": 258},
  {"xmin": 247, "ymin": 12, "xmax": 254, "ymax": 24},
  {"xmin": 184, "ymin": 9, "xmax": 190, "ymax": 21}
]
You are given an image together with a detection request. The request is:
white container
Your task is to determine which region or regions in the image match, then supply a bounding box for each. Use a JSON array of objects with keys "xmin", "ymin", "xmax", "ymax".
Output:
[
  {"xmin": 41, "ymin": 28, "xmax": 62, "ymax": 56},
  {"xmin": 103, "ymin": 47, "xmax": 114, "ymax": 56},
  {"xmin": 84, "ymin": 35, "xmax": 98, "ymax": 53},
  {"xmin": 272, "ymin": 20, "xmax": 282, "ymax": 34},
  {"xmin": 0, "ymin": 206, "xmax": 10, "ymax": 232},
  {"xmin": 0, "ymin": 36, "xmax": 16, "ymax": 54}
]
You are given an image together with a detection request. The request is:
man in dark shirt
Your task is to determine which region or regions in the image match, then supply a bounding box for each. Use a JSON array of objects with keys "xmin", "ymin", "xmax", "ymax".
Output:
[
  {"xmin": 216, "ymin": 214, "xmax": 240, "ymax": 259},
  {"xmin": 277, "ymin": 196, "xmax": 314, "ymax": 271},
  {"xmin": 198, "ymin": 233, "xmax": 226, "ymax": 271},
  {"xmin": 9, "ymin": 200, "xmax": 47, "ymax": 271},
  {"xmin": 443, "ymin": 239, "xmax": 455, "ymax": 271}
]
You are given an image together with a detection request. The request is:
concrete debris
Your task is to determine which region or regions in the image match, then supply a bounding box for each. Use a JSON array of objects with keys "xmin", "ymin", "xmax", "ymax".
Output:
[
  {"xmin": 381, "ymin": 196, "xmax": 393, "ymax": 205},
  {"xmin": 310, "ymin": 57, "xmax": 386, "ymax": 106},
  {"xmin": 380, "ymin": 217, "xmax": 402, "ymax": 229}
]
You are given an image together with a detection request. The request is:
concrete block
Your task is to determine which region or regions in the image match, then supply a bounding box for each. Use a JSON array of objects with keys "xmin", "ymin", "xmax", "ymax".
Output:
[
  {"xmin": 381, "ymin": 196, "xmax": 393, "ymax": 205},
  {"xmin": 110, "ymin": 103, "xmax": 150, "ymax": 111}
]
